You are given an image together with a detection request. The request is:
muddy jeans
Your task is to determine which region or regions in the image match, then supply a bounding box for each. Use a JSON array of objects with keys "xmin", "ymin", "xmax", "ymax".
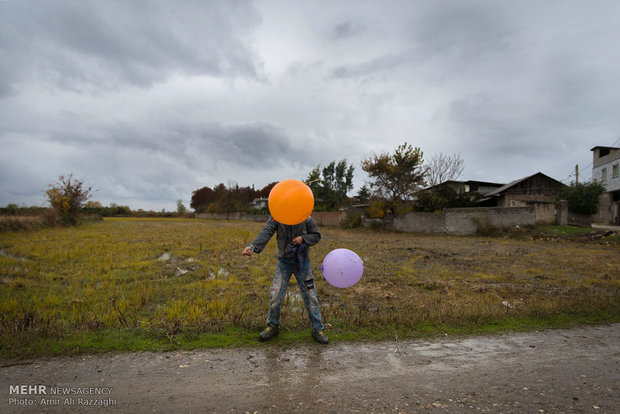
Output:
[{"xmin": 267, "ymin": 259, "xmax": 324, "ymax": 332}]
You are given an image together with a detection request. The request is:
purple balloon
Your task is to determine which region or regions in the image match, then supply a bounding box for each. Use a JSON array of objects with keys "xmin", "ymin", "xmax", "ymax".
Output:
[{"xmin": 321, "ymin": 248, "xmax": 364, "ymax": 288}]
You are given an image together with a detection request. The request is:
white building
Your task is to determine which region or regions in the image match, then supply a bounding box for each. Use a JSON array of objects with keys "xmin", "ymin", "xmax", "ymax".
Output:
[{"xmin": 591, "ymin": 146, "xmax": 620, "ymax": 224}]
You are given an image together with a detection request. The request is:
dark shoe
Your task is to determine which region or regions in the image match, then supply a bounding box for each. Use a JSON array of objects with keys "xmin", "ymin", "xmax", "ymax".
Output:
[
  {"xmin": 259, "ymin": 324, "xmax": 279, "ymax": 342},
  {"xmin": 312, "ymin": 329, "xmax": 329, "ymax": 345}
]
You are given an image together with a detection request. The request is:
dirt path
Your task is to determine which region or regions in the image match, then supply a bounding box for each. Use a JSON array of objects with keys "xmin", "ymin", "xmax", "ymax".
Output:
[{"xmin": 2, "ymin": 324, "xmax": 619, "ymax": 413}]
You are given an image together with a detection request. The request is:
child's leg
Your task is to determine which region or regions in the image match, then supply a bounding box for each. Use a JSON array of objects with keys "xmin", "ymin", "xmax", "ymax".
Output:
[
  {"xmin": 295, "ymin": 263, "xmax": 324, "ymax": 332},
  {"xmin": 266, "ymin": 260, "xmax": 293, "ymax": 327}
]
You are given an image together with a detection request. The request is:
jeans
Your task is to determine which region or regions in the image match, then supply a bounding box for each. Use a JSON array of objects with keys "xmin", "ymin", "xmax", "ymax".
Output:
[{"xmin": 267, "ymin": 259, "xmax": 324, "ymax": 332}]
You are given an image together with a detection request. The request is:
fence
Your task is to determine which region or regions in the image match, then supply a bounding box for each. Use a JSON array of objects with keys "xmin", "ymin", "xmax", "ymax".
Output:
[
  {"xmin": 196, "ymin": 203, "xmax": 594, "ymax": 234},
  {"xmin": 389, "ymin": 207, "xmax": 536, "ymax": 235},
  {"xmin": 195, "ymin": 211, "xmax": 344, "ymax": 226}
]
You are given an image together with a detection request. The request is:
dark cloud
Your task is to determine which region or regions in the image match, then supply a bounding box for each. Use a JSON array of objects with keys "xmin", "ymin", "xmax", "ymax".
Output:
[
  {"xmin": 330, "ymin": 2, "xmax": 514, "ymax": 80},
  {"xmin": 411, "ymin": 2, "xmax": 515, "ymax": 62},
  {"xmin": 329, "ymin": 19, "xmax": 367, "ymax": 41},
  {"xmin": 0, "ymin": 104, "xmax": 313, "ymax": 207},
  {"xmin": 0, "ymin": 0, "xmax": 263, "ymax": 95},
  {"xmin": 153, "ymin": 120, "xmax": 300, "ymax": 170}
]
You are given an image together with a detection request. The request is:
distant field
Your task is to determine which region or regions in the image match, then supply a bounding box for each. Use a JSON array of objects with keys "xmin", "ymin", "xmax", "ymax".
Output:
[{"xmin": 1, "ymin": 217, "xmax": 619, "ymax": 358}]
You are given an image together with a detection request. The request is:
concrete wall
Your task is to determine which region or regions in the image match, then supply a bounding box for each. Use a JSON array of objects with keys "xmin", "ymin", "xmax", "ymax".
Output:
[
  {"xmin": 311, "ymin": 211, "xmax": 344, "ymax": 226},
  {"xmin": 196, "ymin": 211, "xmax": 343, "ymax": 226},
  {"xmin": 446, "ymin": 207, "xmax": 535, "ymax": 235},
  {"xmin": 196, "ymin": 213, "xmax": 269, "ymax": 222},
  {"xmin": 592, "ymin": 193, "xmax": 614, "ymax": 224},
  {"xmin": 196, "ymin": 204, "xmax": 560, "ymax": 234},
  {"xmin": 557, "ymin": 201, "xmax": 569, "ymax": 226},
  {"xmin": 390, "ymin": 212, "xmax": 445, "ymax": 233},
  {"xmin": 390, "ymin": 207, "xmax": 536, "ymax": 235},
  {"xmin": 533, "ymin": 203, "xmax": 556, "ymax": 224},
  {"xmin": 567, "ymin": 211, "xmax": 593, "ymax": 227}
]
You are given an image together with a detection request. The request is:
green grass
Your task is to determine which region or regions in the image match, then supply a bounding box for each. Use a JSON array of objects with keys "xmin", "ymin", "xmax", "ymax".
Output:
[
  {"xmin": 537, "ymin": 225, "xmax": 597, "ymax": 235},
  {"xmin": 8, "ymin": 313, "xmax": 617, "ymax": 358},
  {"xmin": 1, "ymin": 218, "xmax": 619, "ymax": 359}
]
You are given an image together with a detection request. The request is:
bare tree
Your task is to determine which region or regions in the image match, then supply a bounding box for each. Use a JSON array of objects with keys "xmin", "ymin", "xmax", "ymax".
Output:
[{"xmin": 425, "ymin": 153, "xmax": 465, "ymax": 187}]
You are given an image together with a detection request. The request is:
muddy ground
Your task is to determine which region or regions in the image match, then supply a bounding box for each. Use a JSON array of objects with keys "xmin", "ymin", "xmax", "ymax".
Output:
[{"xmin": 2, "ymin": 324, "xmax": 618, "ymax": 413}]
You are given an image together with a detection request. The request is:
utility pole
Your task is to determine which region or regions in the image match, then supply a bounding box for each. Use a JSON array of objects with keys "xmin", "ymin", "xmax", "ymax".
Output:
[{"xmin": 575, "ymin": 164, "xmax": 579, "ymax": 184}]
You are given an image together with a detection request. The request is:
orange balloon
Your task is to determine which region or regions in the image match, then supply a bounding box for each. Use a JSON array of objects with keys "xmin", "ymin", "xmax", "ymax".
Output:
[{"xmin": 268, "ymin": 179, "xmax": 314, "ymax": 225}]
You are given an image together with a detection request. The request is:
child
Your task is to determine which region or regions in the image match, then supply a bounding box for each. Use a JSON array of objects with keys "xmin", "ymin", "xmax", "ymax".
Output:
[{"xmin": 242, "ymin": 216, "xmax": 328, "ymax": 344}]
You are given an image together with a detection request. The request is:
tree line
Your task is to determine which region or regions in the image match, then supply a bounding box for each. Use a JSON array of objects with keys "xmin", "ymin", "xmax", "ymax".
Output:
[
  {"xmin": 190, "ymin": 143, "xmax": 468, "ymax": 215},
  {"xmin": 2, "ymin": 142, "xmax": 604, "ymax": 230},
  {"xmin": 190, "ymin": 141, "xmax": 606, "ymax": 218},
  {"xmin": 190, "ymin": 182, "xmax": 277, "ymax": 214}
]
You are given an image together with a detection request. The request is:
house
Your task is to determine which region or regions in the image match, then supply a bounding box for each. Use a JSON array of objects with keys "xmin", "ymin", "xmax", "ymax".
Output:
[
  {"xmin": 478, "ymin": 172, "xmax": 565, "ymax": 207},
  {"xmin": 425, "ymin": 180, "xmax": 505, "ymax": 197},
  {"xmin": 250, "ymin": 197, "xmax": 268, "ymax": 210},
  {"xmin": 591, "ymin": 146, "xmax": 620, "ymax": 224}
]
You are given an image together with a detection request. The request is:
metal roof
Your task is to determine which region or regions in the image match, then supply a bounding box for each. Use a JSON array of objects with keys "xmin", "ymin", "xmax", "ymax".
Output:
[
  {"xmin": 482, "ymin": 172, "xmax": 564, "ymax": 197},
  {"xmin": 590, "ymin": 146, "xmax": 620, "ymax": 151}
]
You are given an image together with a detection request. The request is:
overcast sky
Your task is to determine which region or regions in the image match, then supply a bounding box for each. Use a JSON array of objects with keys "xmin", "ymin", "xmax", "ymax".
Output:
[{"xmin": 1, "ymin": 0, "xmax": 619, "ymax": 211}]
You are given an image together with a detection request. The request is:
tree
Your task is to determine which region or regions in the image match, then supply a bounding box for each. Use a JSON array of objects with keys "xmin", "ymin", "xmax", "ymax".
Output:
[
  {"xmin": 177, "ymin": 200, "xmax": 187, "ymax": 216},
  {"xmin": 306, "ymin": 159, "xmax": 355, "ymax": 210},
  {"xmin": 425, "ymin": 153, "xmax": 465, "ymax": 187},
  {"xmin": 557, "ymin": 181, "xmax": 606, "ymax": 215},
  {"xmin": 190, "ymin": 186, "xmax": 216, "ymax": 212},
  {"xmin": 257, "ymin": 182, "xmax": 278, "ymax": 198},
  {"xmin": 190, "ymin": 181, "xmax": 274, "ymax": 214},
  {"xmin": 416, "ymin": 185, "xmax": 476, "ymax": 212},
  {"xmin": 45, "ymin": 174, "xmax": 93, "ymax": 224},
  {"xmin": 360, "ymin": 142, "xmax": 426, "ymax": 214},
  {"xmin": 355, "ymin": 184, "xmax": 372, "ymax": 204}
]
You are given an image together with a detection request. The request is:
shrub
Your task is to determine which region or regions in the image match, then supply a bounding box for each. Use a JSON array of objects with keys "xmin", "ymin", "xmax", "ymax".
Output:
[
  {"xmin": 365, "ymin": 200, "xmax": 387, "ymax": 219},
  {"xmin": 341, "ymin": 212, "xmax": 363, "ymax": 229},
  {"xmin": 416, "ymin": 185, "xmax": 477, "ymax": 212},
  {"xmin": 557, "ymin": 181, "xmax": 606, "ymax": 215},
  {"xmin": 0, "ymin": 215, "xmax": 51, "ymax": 232},
  {"xmin": 45, "ymin": 174, "xmax": 93, "ymax": 225}
]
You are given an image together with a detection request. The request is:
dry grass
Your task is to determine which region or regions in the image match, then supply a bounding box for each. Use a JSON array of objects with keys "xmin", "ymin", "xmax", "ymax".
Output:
[
  {"xmin": 1, "ymin": 217, "xmax": 618, "ymax": 357},
  {"xmin": 0, "ymin": 215, "xmax": 47, "ymax": 232}
]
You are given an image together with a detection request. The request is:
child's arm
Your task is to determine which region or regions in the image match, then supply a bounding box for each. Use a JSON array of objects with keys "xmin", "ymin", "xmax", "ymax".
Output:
[
  {"xmin": 243, "ymin": 217, "xmax": 277, "ymax": 255},
  {"xmin": 301, "ymin": 217, "xmax": 321, "ymax": 246}
]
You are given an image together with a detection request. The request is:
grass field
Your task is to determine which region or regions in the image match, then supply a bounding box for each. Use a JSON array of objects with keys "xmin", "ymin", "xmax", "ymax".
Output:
[{"xmin": 1, "ymin": 217, "xmax": 619, "ymax": 358}]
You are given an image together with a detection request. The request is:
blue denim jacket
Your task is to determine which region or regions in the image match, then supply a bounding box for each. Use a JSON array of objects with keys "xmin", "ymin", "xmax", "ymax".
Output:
[{"xmin": 249, "ymin": 216, "xmax": 321, "ymax": 260}]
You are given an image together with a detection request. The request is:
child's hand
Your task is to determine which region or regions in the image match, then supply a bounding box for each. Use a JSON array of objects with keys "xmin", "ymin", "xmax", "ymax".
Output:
[
  {"xmin": 291, "ymin": 236, "xmax": 303, "ymax": 246},
  {"xmin": 242, "ymin": 246, "xmax": 254, "ymax": 256}
]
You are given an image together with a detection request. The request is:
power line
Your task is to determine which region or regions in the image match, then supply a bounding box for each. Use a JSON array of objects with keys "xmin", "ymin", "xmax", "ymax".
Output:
[{"xmin": 563, "ymin": 136, "xmax": 620, "ymax": 183}]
